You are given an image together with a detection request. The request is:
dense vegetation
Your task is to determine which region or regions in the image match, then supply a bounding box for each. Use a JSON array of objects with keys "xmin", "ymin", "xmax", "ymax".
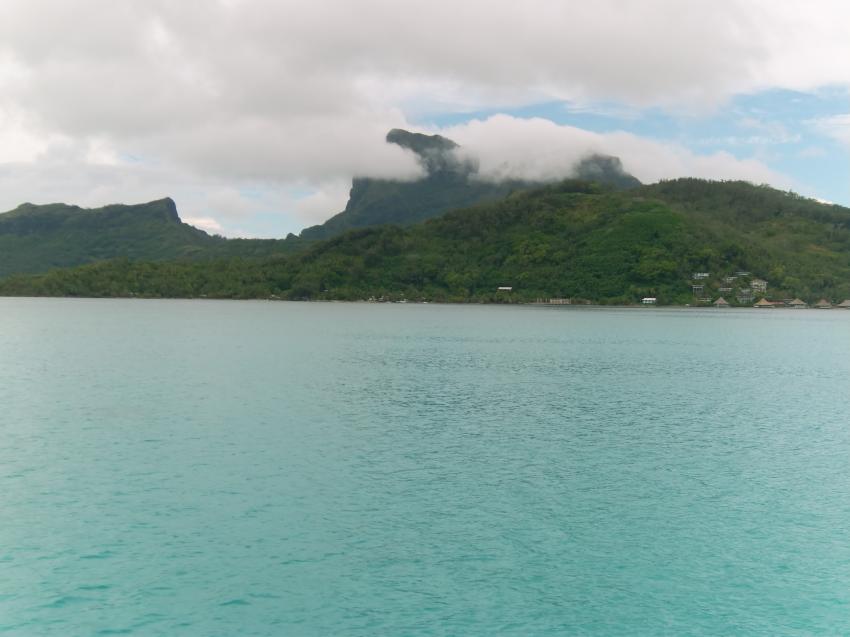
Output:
[
  {"xmin": 3, "ymin": 179, "xmax": 849, "ymax": 304},
  {"xmin": 0, "ymin": 198, "xmax": 305, "ymax": 277},
  {"xmin": 641, "ymin": 179, "xmax": 850, "ymax": 299}
]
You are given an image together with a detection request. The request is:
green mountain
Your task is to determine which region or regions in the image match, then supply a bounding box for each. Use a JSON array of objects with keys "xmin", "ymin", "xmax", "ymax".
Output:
[
  {"xmin": 0, "ymin": 198, "xmax": 304, "ymax": 278},
  {"xmin": 0, "ymin": 129, "xmax": 640, "ymax": 278},
  {"xmin": 299, "ymin": 128, "xmax": 640, "ymax": 240},
  {"xmin": 3, "ymin": 179, "xmax": 849, "ymax": 304}
]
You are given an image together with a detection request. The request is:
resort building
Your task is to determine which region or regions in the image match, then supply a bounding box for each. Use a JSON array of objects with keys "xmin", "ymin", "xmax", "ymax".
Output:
[
  {"xmin": 788, "ymin": 298, "xmax": 808, "ymax": 309},
  {"xmin": 754, "ymin": 298, "xmax": 775, "ymax": 308},
  {"xmin": 751, "ymin": 278, "xmax": 768, "ymax": 294},
  {"xmin": 814, "ymin": 299, "xmax": 833, "ymax": 309},
  {"xmin": 642, "ymin": 297, "xmax": 657, "ymax": 305}
]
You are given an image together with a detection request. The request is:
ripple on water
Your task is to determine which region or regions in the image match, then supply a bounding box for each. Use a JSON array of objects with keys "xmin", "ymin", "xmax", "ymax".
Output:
[{"xmin": 2, "ymin": 300, "xmax": 850, "ymax": 635}]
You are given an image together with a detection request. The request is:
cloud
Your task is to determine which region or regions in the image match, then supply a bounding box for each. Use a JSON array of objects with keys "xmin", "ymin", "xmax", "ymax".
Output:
[
  {"xmin": 442, "ymin": 115, "xmax": 789, "ymax": 187},
  {"xmin": 798, "ymin": 146, "xmax": 827, "ymax": 158},
  {"xmin": 292, "ymin": 181, "xmax": 352, "ymax": 225},
  {"xmin": 808, "ymin": 114, "xmax": 850, "ymax": 146},
  {"xmin": 183, "ymin": 216, "xmax": 223, "ymax": 234},
  {"xmin": 0, "ymin": 0, "xmax": 846, "ymax": 233},
  {"xmin": 0, "ymin": 106, "xmax": 57, "ymax": 162}
]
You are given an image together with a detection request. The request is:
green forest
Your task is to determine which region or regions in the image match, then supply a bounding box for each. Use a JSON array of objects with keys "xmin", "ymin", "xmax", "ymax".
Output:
[
  {"xmin": 3, "ymin": 179, "xmax": 850, "ymax": 304},
  {"xmin": 0, "ymin": 198, "xmax": 305, "ymax": 278}
]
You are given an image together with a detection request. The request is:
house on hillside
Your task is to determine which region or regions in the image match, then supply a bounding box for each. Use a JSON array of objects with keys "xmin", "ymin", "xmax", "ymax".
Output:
[
  {"xmin": 751, "ymin": 278, "xmax": 768, "ymax": 294},
  {"xmin": 737, "ymin": 289, "xmax": 754, "ymax": 304}
]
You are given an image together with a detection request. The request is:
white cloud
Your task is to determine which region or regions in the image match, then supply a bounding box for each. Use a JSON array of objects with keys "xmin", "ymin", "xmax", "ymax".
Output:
[
  {"xmin": 293, "ymin": 181, "xmax": 351, "ymax": 225},
  {"xmin": 0, "ymin": 107, "xmax": 56, "ymax": 162},
  {"xmin": 203, "ymin": 188, "xmax": 255, "ymax": 220},
  {"xmin": 798, "ymin": 146, "xmax": 827, "ymax": 158},
  {"xmin": 808, "ymin": 114, "xmax": 850, "ymax": 146},
  {"xmin": 442, "ymin": 115, "xmax": 789, "ymax": 187},
  {"xmin": 183, "ymin": 216, "xmax": 223, "ymax": 234},
  {"xmin": 0, "ymin": 0, "xmax": 846, "ymax": 233}
]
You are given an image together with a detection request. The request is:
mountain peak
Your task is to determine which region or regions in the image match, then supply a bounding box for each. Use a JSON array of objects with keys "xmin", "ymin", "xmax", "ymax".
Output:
[
  {"xmin": 155, "ymin": 197, "xmax": 180, "ymax": 222},
  {"xmin": 574, "ymin": 155, "xmax": 642, "ymax": 190},
  {"xmin": 386, "ymin": 129, "xmax": 458, "ymax": 155},
  {"xmin": 386, "ymin": 128, "xmax": 467, "ymax": 176}
]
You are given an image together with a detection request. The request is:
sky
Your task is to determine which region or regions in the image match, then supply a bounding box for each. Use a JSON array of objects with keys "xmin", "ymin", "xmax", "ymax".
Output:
[{"xmin": 0, "ymin": 0, "xmax": 848, "ymax": 237}]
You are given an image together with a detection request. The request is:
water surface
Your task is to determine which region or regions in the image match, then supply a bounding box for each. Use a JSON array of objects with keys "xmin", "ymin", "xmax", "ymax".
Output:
[{"xmin": 2, "ymin": 299, "xmax": 849, "ymax": 635}]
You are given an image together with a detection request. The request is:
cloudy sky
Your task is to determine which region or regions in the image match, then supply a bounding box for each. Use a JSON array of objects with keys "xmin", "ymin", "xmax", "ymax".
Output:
[{"xmin": 0, "ymin": 0, "xmax": 848, "ymax": 237}]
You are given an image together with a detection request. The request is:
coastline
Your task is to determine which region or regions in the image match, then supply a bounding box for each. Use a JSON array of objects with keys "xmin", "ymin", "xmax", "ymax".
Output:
[{"xmin": 1, "ymin": 293, "xmax": 846, "ymax": 310}]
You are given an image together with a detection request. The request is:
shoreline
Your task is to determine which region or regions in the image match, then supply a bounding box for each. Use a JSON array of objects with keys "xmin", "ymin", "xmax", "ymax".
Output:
[{"xmin": 1, "ymin": 294, "xmax": 846, "ymax": 311}]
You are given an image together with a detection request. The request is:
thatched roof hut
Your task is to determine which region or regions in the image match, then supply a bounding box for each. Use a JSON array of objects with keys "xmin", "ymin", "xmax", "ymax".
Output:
[
  {"xmin": 837, "ymin": 299, "xmax": 850, "ymax": 309},
  {"xmin": 788, "ymin": 298, "xmax": 808, "ymax": 309},
  {"xmin": 713, "ymin": 297, "xmax": 730, "ymax": 307},
  {"xmin": 814, "ymin": 298, "xmax": 833, "ymax": 309},
  {"xmin": 753, "ymin": 298, "xmax": 775, "ymax": 308}
]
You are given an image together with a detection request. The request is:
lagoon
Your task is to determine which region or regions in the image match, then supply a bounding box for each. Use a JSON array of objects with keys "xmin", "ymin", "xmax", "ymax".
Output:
[{"xmin": 2, "ymin": 299, "xmax": 850, "ymax": 635}]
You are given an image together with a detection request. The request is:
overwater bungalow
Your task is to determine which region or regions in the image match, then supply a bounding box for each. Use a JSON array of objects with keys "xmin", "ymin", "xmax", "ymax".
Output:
[
  {"xmin": 837, "ymin": 300, "xmax": 850, "ymax": 309},
  {"xmin": 788, "ymin": 298, "xmax": 808, "ymax": 309},
  {"xmin": 753, "ymin": 298, "xmax": 775, "ymax": 308},
  {"xmin": 814, "ymin": 298, "xmax": 833, "ymax": 309}
]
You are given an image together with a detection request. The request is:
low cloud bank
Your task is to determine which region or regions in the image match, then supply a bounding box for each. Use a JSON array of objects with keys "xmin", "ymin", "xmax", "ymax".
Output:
[{"xmin": 441, "ymin": 115, "xmax": 789, "ymax": 187}]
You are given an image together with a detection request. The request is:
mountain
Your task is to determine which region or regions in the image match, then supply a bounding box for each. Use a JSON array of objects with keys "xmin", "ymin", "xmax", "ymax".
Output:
[
  {"xmin": 574, "ymin": 154, "xmax": 642, "ymax": 191},
  {"xmin": 0, "ymin": 129, "xmax": 640, "ymax": 278},
  {"xmin": 299, "ymin": 128, "xmax": 640, "ymax": 240},
  {"xmin": 4, "ymin": 179, "xmax": 849, "ymax": 304},
  {"xmin": 0, "ymin": 198, "xmax": 304, "ymax": 278}
]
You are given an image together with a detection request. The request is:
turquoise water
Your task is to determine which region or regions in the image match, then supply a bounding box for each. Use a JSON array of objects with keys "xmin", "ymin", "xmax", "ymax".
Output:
[{"xmin": 2, "ymin": 299, "xmax": 850, "ymax": 635}]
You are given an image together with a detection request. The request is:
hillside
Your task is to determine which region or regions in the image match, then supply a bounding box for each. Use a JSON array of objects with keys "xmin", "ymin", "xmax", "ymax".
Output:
[
  {"xmin": 0, "ymin": 198, "xmax": 305, "ymax": 277},
  {"xmin": 3, "ymin": 179, "xmax": 849, "ymax": 304},
  {"xmin": 0, "ymin": 129, "xmax": 642, "ymax": 277},
  {"xmin": 299, "ymin": 128, "xmax": 640, "ymax": 240}
]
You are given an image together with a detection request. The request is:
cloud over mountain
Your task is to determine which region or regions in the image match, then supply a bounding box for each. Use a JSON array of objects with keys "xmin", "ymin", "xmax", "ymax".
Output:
[
  {"xmin": 0, "ymin": 0, "xmax": 846, "ymax": 234},
  {"xmin": 444, "ymin": 116, "xmax": 788, "ymax": 187}
]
